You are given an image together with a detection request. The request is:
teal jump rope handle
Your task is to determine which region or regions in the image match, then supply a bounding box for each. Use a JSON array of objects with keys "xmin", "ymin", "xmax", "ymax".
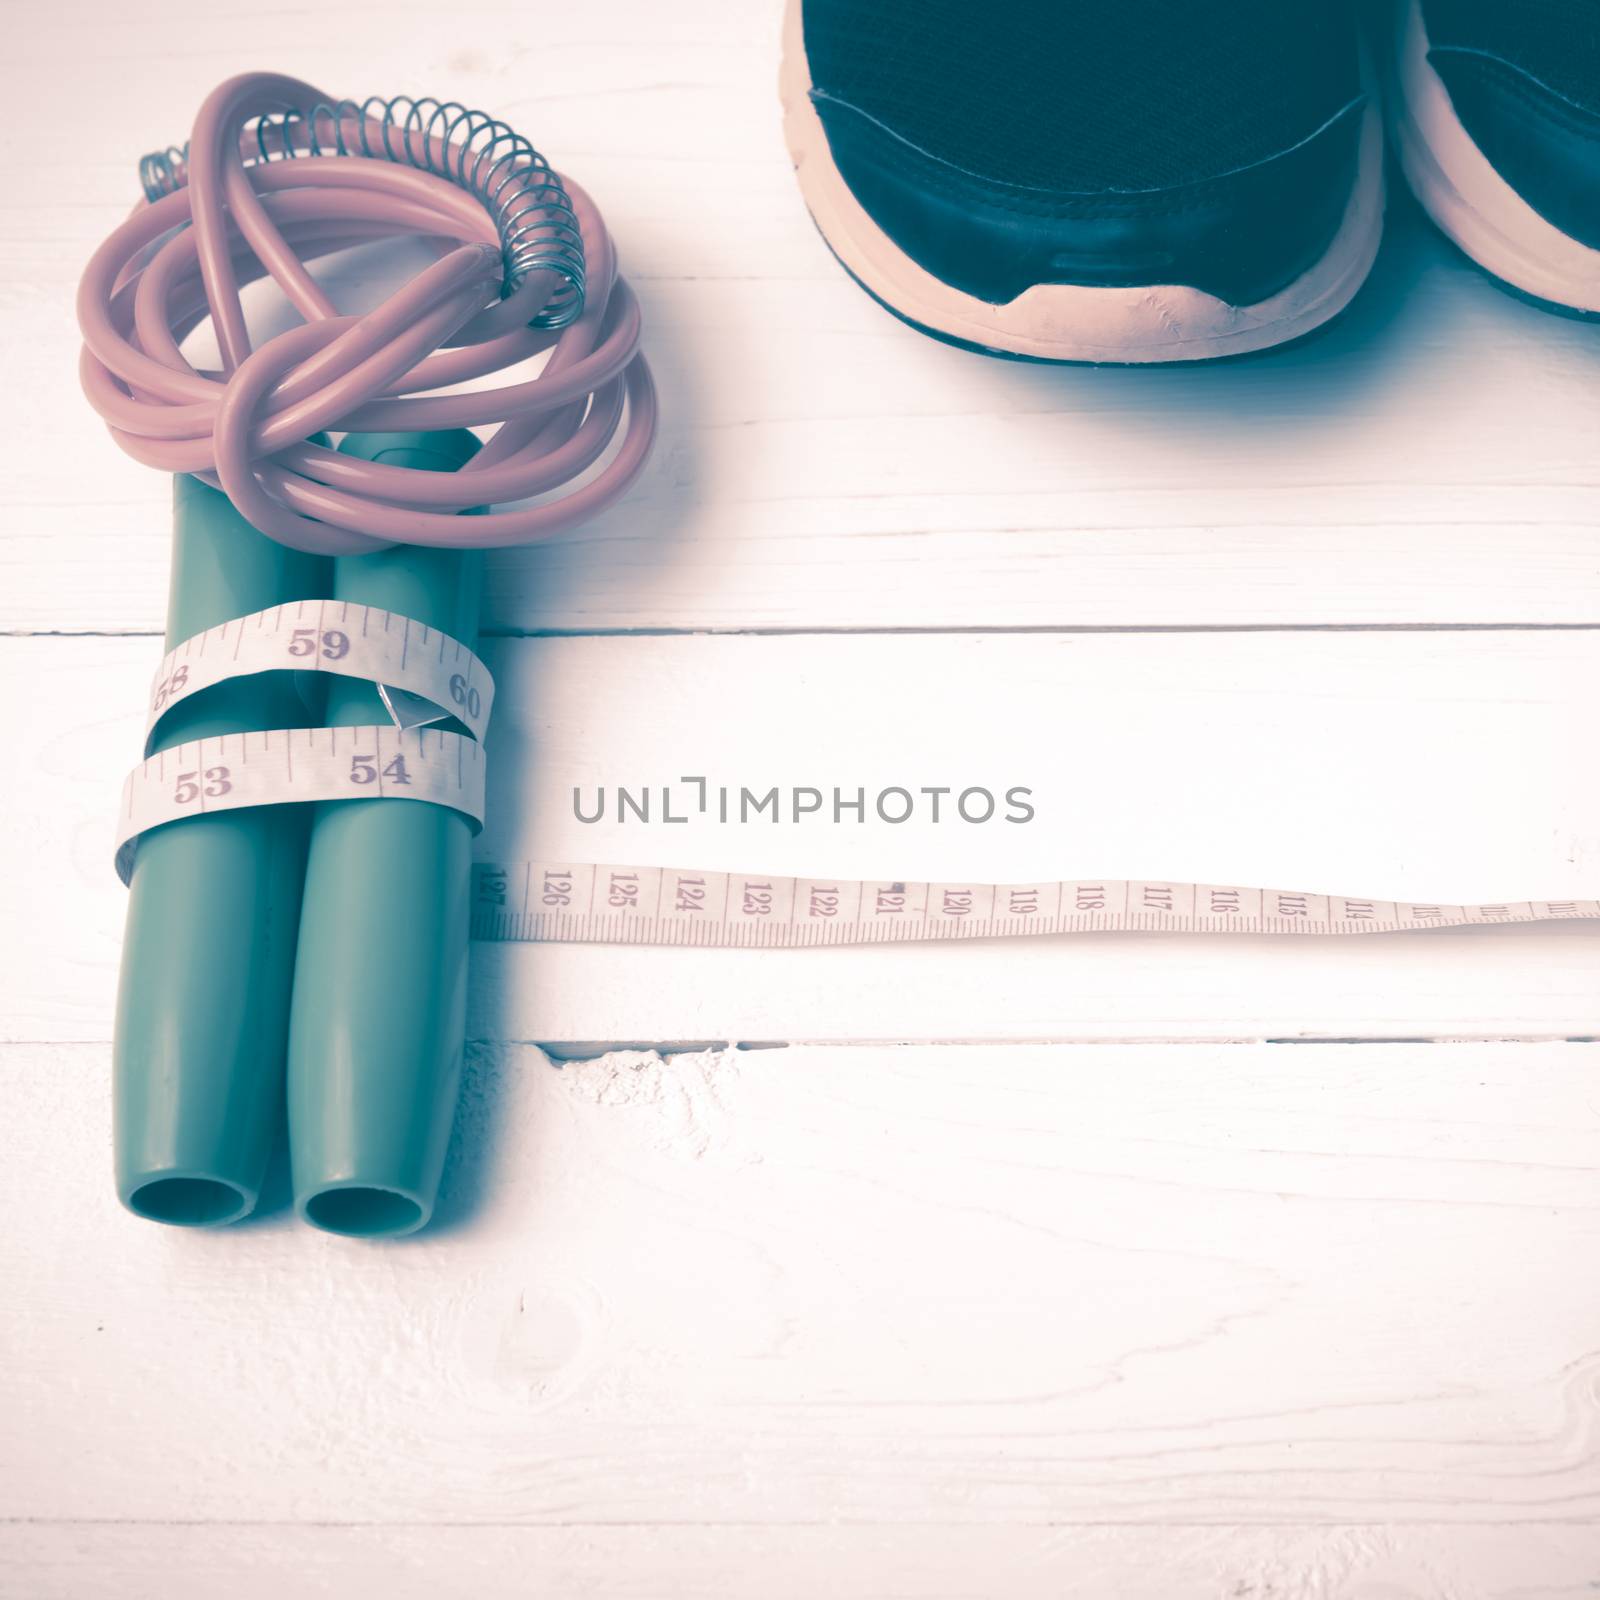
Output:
[
  {"xmin": 114, "ymin": 475, "xmax": 331, "ymax": 1226},
  {"xmin": 287, "ymin": 431, "xmax": 484, "ymax": 1237}
]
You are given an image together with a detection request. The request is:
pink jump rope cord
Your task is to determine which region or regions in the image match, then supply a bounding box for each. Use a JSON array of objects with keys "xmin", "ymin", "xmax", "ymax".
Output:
[{"xmin": 77, "ymin": 72, "xmax": 656, "ymax": 554}]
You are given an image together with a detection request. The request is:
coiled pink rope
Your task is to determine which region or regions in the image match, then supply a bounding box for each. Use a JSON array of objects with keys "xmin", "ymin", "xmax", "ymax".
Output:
[{"xmin": 77, "ymin": 72, "xmax": 656, "ymax": 555}]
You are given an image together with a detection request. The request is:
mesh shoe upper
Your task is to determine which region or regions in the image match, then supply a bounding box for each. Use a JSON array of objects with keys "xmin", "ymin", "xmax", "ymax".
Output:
[
  {"xmin": 802, "ymin": 0, "xmax": 1363, "ymax": 192},
  {"xmin": 799, "ymin": 0, "xmax": 1370, "ymax": 306}
]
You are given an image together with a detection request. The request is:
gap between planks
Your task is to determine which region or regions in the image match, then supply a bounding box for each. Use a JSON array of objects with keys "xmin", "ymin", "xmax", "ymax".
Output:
[
  {"xmin": 11, "ymin": 621, "xmax": 1600, "ymax": 639},
  {"xmin": 528, "ymin": 1036, "xmax": 1600, "ymax": 1060},
  {"xmin": 5, "ymin": 1516, "xmax": 1599, "ymax": 1530}
]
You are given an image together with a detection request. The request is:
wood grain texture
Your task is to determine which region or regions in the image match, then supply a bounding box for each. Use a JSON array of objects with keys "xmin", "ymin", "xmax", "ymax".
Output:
[
  {"xmin": 5, "ymin": 1525, "xmax": 1600, "ymax": 1600},
  {"xmin": 8, "ymin": 0, "xmax": 1600, "ymax": 633},
  {"xmin": 8, "ymin": 630, "xmax": 1598, "ymax": 1046},
  {"xmin": 8, "ymin": 0, "xmax": 1600, "ymax": 1588},
  {"xmin": 3, "ymin": 1041, "xmax": 1597, "ymax": 1565}
]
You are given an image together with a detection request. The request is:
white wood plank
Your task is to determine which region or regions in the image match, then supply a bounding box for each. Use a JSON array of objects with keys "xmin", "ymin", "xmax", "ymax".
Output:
[
  {"xmin": 9, "ymin": 1, "xmax": 1600, "ymax": 633},
  {"xmin": 5, "ymin": 1039, "xmax": 1598, "ymax": 1533},
  {"xmin": 14, "ymin": 8, "xmax": 1600, "ymax": 1596},
  {"xmin": 5, "ymin": 1523, "xmax": 1599, "ymax": 1600},
  {"xmin": 10, "ymin": 631, "xmax": 1596, "ymax": 1046}
]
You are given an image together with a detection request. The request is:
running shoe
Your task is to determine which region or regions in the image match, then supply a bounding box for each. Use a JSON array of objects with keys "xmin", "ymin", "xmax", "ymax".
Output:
[
  {"xmin": 1388, "ymin": 0, "xmax": 1600, "ymax": 316},
  {"xmin": 781, "ymin": 0, "xmax": 1385, "ymax": 362}
]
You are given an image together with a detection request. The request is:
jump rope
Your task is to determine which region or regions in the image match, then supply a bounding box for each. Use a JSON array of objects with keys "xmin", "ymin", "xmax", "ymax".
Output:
[
  {"xmin": 79, "ymin": 73, "xmax": 654, "ymax": 1237},
  {"xmin": 80, "ymin": 73, "xmax": 1597, "ymax": 1238}
]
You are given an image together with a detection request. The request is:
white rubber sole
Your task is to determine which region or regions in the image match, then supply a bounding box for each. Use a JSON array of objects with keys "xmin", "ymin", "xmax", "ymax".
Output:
[
  {"xmin": 779, "ymin": 0, "xmax": 1386, "ymax": 363},
  {"xmin": 1389, "ymin": 0, "xmax": 1600, "ymax": 314}
]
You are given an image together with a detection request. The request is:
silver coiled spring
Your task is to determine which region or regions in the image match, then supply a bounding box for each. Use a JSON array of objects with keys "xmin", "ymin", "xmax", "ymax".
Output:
[{"xmin": 139, "ymin": 95, "xmax": 586, "ymax": 329}]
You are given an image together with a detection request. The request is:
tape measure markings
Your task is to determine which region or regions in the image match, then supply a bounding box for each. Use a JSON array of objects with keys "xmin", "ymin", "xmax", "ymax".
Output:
[
  {"xmin": 119, "ymin": 610, "xmax": 1598, "ymax": 946},
  {"xmin": 147, "ymin": 600, "xmax": 494, "ymax": 744},
  {"xmin": 115, "ymin": 725, "xmax": 487, "ymax": 885},
  {"xmin": 467, "ymin": 863, "xmax": 1600, "ymax": 946}
]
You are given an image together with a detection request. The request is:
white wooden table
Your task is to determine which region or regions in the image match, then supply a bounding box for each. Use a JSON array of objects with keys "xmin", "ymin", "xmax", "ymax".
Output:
[{"xmin": 5, "ymin": 2, "xmax": 1599, "ymax": 1593}]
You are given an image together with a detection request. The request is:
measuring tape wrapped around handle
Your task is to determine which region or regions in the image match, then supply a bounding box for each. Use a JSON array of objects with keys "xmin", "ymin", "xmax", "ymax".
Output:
[
  {"xmin": 142, "ymin": 598, "xmax": 494, "ymax": 744},
  {"xmin": 115, "ymin": 595, "xmax": 494, "ymax": 886},
  {"xmin": 110, "ymin": 439, "xmax": 496, "ymax": 1239}
]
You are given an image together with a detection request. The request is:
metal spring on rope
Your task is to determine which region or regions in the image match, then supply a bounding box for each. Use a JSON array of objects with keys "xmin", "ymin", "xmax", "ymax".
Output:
[{"xmin": 138, "ymin": 95, "xmax": 586, "ymax": 329}]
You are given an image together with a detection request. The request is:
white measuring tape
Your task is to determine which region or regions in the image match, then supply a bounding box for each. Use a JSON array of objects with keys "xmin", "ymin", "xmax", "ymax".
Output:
[
  {"xmin": 115, "ymin": 604, "xmax": 493, "ymax": 884},
  {"xmin": 115, "ymin": 725, "xmax": 486, "ymax": 885},
  {"xmin": 468, "ymin": 863, "xmax": 1600, "ymax": 945},
  {"xmin": 143, "ymin": 600, "xmax": 493, "ymax": 742},
  {"xmin": 116, "ymin": 610, "xmax": 1600, "ymax": 941}
]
